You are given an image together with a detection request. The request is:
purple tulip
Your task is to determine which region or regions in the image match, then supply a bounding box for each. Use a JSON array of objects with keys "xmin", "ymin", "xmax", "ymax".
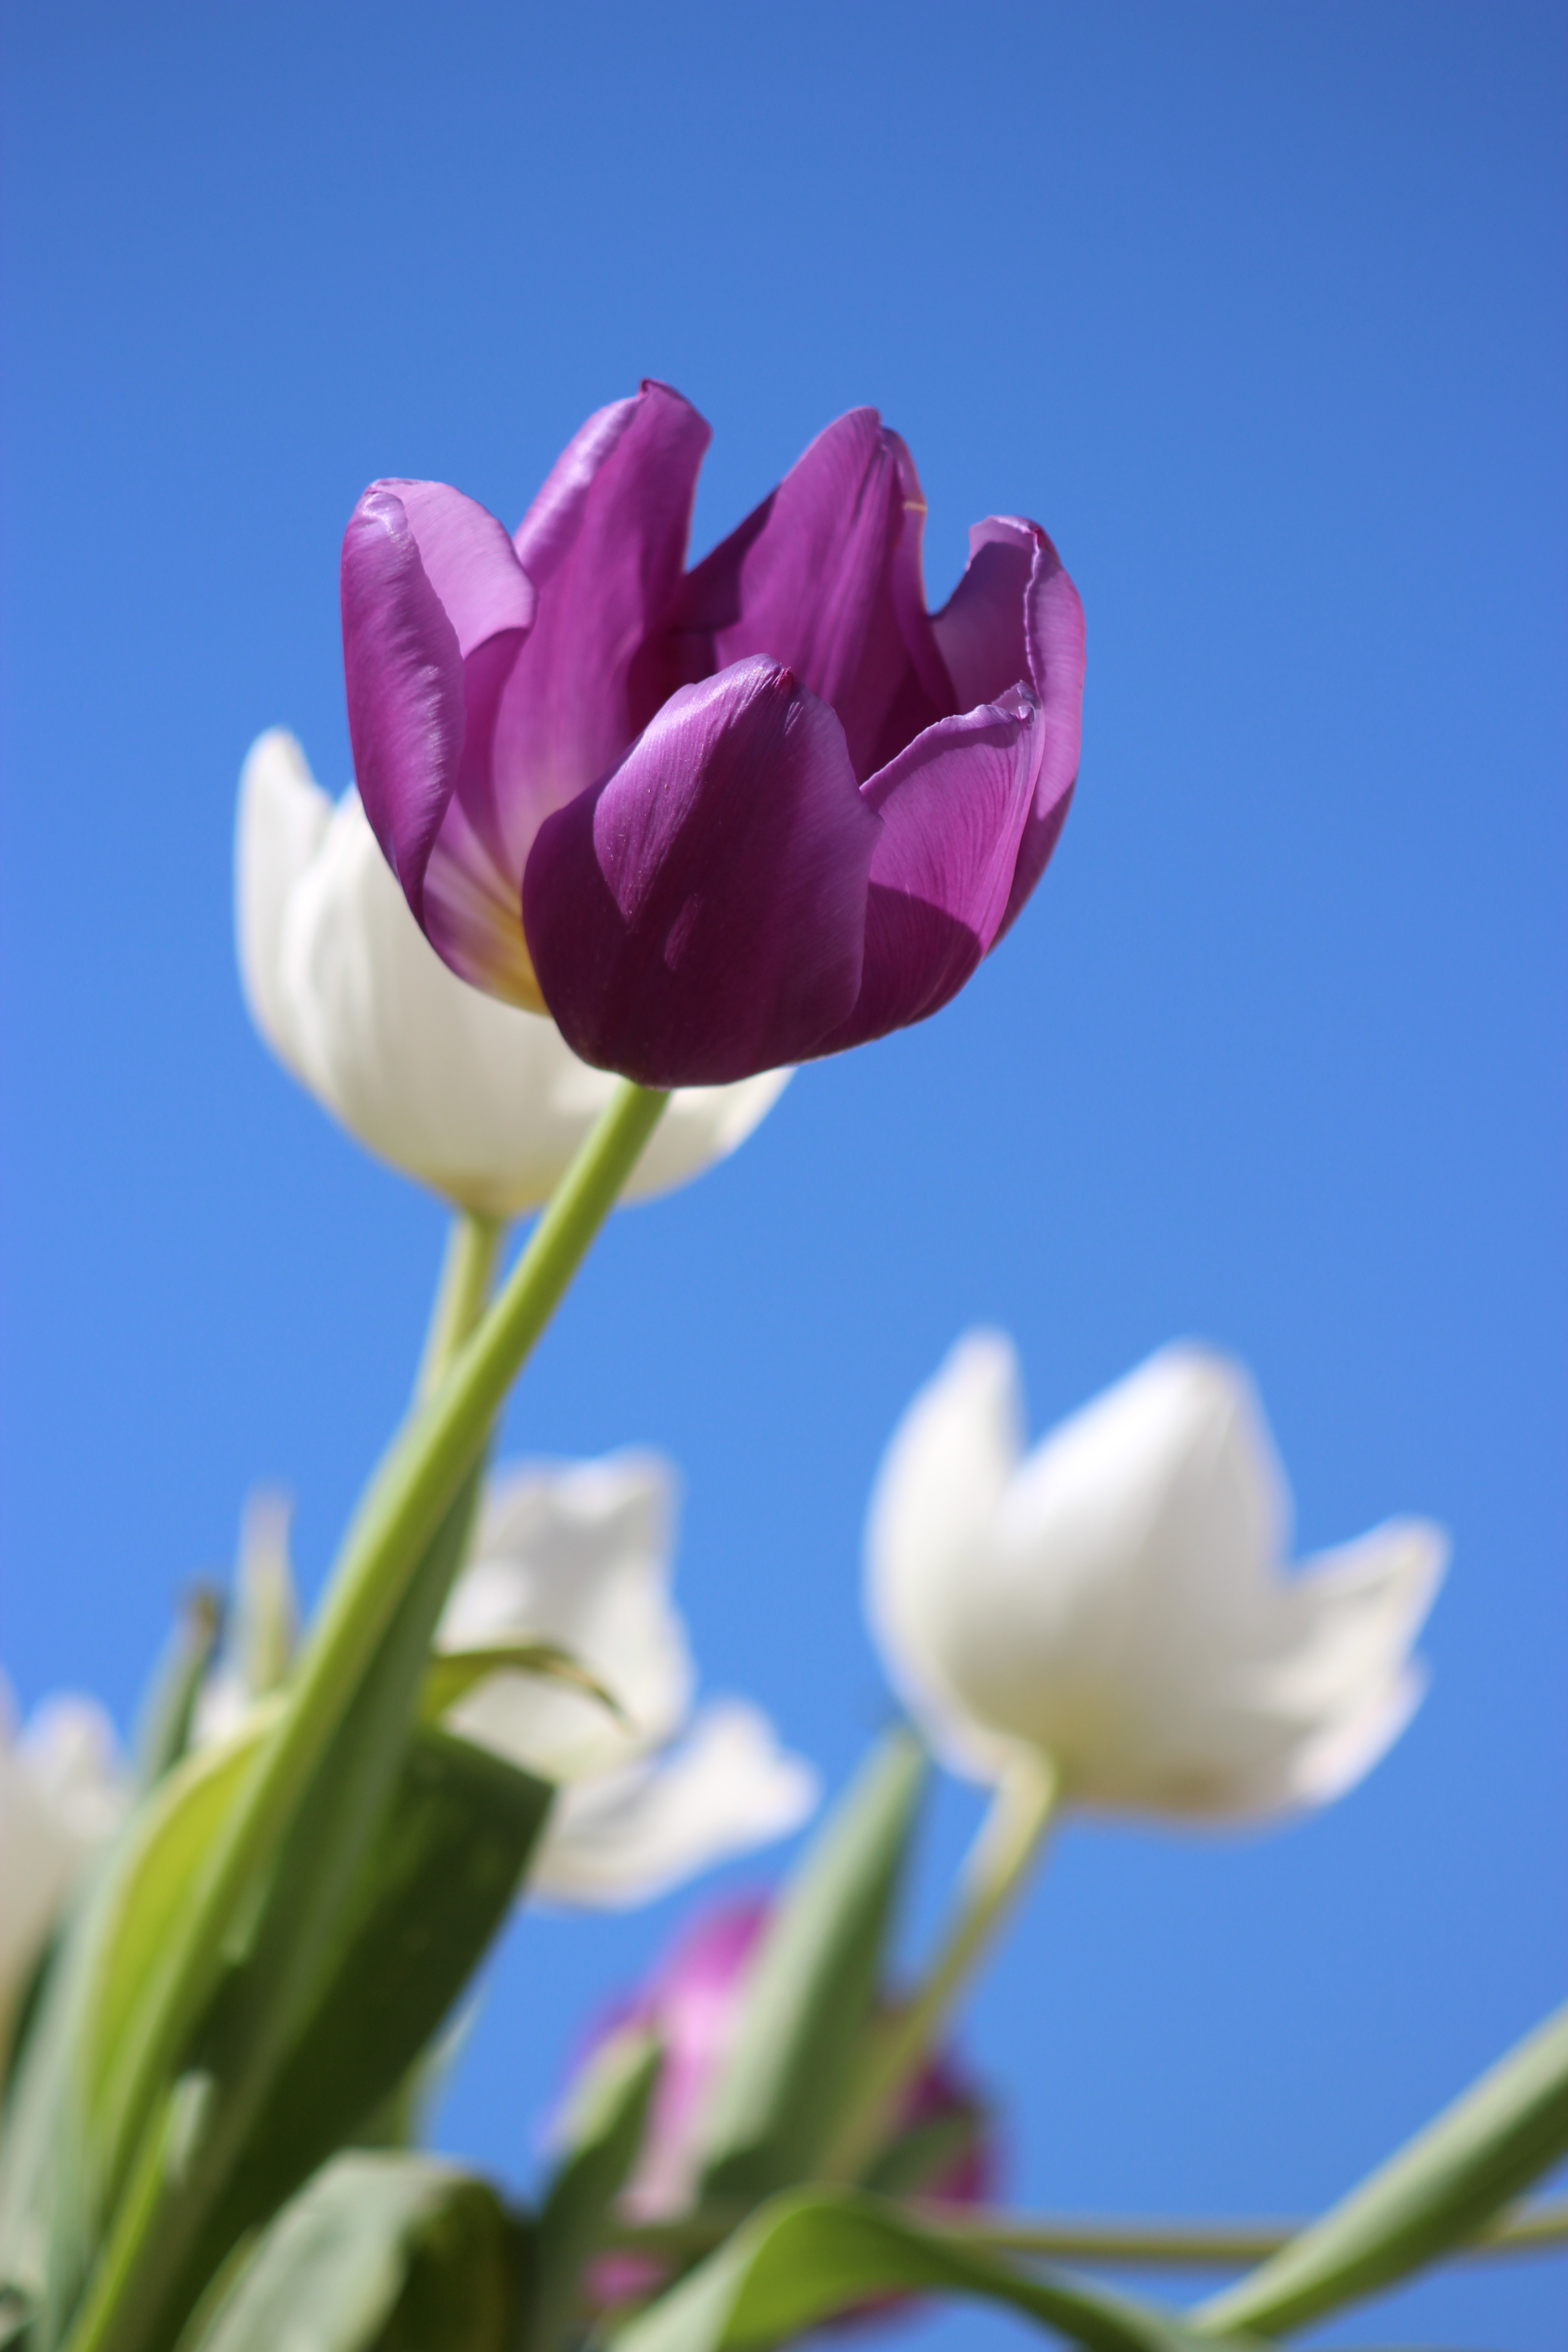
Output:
[
  {"xmin": 566, "ymin": 1897, "xmax": 996, "ymax": 2318},
  {"xmin": 343, "ymin": 385, "xmax": 1084, "ymax": 1084}
]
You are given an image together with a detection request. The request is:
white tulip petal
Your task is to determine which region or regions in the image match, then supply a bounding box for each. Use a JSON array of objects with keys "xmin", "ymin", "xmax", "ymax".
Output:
[
  {"xmin": 236, "ymin": 736, "xmax": 789, "ymax": 1213},
  {"xmin": 527, "ymin": 1700, "xmax": 820, "ymax": 1909},
  {"xmin": 866, "ymin": 1331, "xmax": 1028, "ymax": 1778},
  {"xmin": 439, "ymin": 1453, "xmax": 693, "ymax": 1782},
  {"xmin": 1, "ymin": 1686, "xmax": 127, "ymax": 2038},
  {"xmin": 866, "ymin": 1333, "xmax": 1446, "ymax": 1824},
  {"xmin": 235, "ymin": 730, "xmax": 333, "ymax": 1080}
]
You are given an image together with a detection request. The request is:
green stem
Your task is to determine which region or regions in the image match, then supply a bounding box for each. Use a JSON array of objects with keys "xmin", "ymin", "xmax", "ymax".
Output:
[
  {"xmin": 416, "ymin": 1211, "xmax": 506, "ymax": 1401},
  {"xmin": 823, "ymin": 1750, "xmax": 1061, "ymax": 2181},
  {"xmin": 602, "ymin": 2195, "xmax": 1568, "ymax": 2272},
  {"xmin": 80, "ymin": 1082, "xmax": 669, "ymax": 2329}
]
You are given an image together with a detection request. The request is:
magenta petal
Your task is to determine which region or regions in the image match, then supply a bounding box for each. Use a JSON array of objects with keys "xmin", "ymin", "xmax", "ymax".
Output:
[
  {"xmin": 826, "ymin": 696, "xmax": 1044, "ymax": 1050},
  {"xmin": 484, "ymin": 382, "xmax": 712, "ymax": 884},
  {"xmin": 523, "ymin": 658, "xmax": 879, "ymax": 1085},
  {"xmin": 930, "ymin": 518, "xmax": 1037, "ymax": 710},
  {"xmin": 668, "ymin": 411, "xmax": 952, "ymax": 782},
  {"xmin": 387, "ymin": 479, "xmax": 536, "ymax": 656},
  {"xmin": 932, "ymin": 516, "xmax": 1085, "ymax": 939},
  {"xmin": 342, "ymin": 482, "xmax": 533, "ymax": 923},
  {"xmin": 999, "ymin": 533, "xmax": 1085, "ymax": 936}
]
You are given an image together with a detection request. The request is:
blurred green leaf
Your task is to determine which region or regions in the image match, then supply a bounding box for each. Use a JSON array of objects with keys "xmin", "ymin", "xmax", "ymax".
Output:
[
  {"xmin": 186, "ymin": 2152, "xmax": 520, "ymax": 2352},
  {"xmin": 47, "ymin": 1473, "xmax": 495, "ymax": 2352},
  {"xmin": 189, "ymin": 1727, "xmax": 552, "ymax": 2249},
  {"xmin": 1193, "ymin": 1996, "xmax": 1568, "ymax": 2337},
  {"xmin": 86, "ymin": 1712, "xmax": 279, "ymax": 2149},
  {"xmin": 613, "ymin": 2186, "xmax": 1228, "ymax": 2352},
  {"xmin": 695, "ymin": 1730, "xmax": 924, "ymax": 2204},
  {"xmin": 861, "ymin": 2102, "xmax": 983, "ymax": 2200},
  {"xmin": 525, "ymin": 2029, "xmax": 660, "ymax": 2352},
  {"xmin": 134, "ymin": 1590, "xmax": 224, "ymax": 1789},
  {"xmin": 421, "ymin": 1643, "xmax": 628, "ymax": 1730}
]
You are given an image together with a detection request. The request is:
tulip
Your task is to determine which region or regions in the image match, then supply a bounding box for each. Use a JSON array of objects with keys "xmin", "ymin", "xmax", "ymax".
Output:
[
  {"xmin": 0, "ymin": 1678, "xmax": 127, "ymax": 2059},
  {"xmin": 568, "ymin": 1899, "xmax": 995, "ymax": 2311},
  {"xmin": 236, "ymin": 729, "xmax": 788, "ymax": 1216},
  {"xmin": 866, "ymin": 1335, "xmax": 1447, "ymax": 1819},
  {"xmin": 342, "ymin": 384, "xmax": 1084, "ymax": 1086},
  {"xmin": 434, "ymin": 1452, "xmax": 818, "ymax": 1906}
]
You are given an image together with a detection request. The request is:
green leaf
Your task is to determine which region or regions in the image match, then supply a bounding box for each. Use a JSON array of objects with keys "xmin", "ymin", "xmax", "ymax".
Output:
[
  {"xmin": 1193, "ymin": 1997, "xmax": 1568, "ymax": 2337},
  {"xmin": 695, "ymin": 1730, "xmax": 924, "ymax": 2203},
  {"xmin": 420, "ymin": 1643, "xmax": 629, "ymax": 1730},
  {"xmin": 186, "ymin": 2152, "xmax": 520, "ymax": 2352},
  {"xmin": 525, "ymin": 2029, "xmax": 661, "ymax": 2352},
  {"xmin": 134, "ymin": 1725, "xmax": 552, "ymax": 2350},
  {"xmin": 860, "ymin": 2102, "xmax": 984, "ymax": 2199},
  {"xmin": 48, "ymin": 1472, "xmax": 495, "ymax": 2352},
  {"xmin": 134, "ymin": 1590, "xmax": 224, "ymax": 1788},
  {"xmin": 613, "ymin": 2186, "xmax": 1230, "ymax": 2352},
  {"xmin": 205, "ymin": 1728, "xmax": 550, "ymax": 2217},
  {"xmin": 86, "ymin": 1712, "xmax": 280, "ymax": 2142}
]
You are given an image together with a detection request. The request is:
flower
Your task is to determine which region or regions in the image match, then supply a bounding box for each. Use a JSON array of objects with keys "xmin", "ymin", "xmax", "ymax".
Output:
[
  {"xmin": 0, "ymin": 1677, "xmax": 127, "ymax": 2056},
  {"xmin": 342, "ymin": 383, "xmax": 1084, "ymax": 1086},
  {"xmin": 865, "ymin": 1334, "xmax": 1447, "ymax": 1820},
  {"xmin": 435, "ymin": 1452, "xmax": 818, "ymax": 1905},
  {"xmin": 568, "ymin": 1899, "xmax": 995, "ymax": 2311},
  {"xmin": 235, "ymin": 729, "xmax": 789, "ymax": 1216}
]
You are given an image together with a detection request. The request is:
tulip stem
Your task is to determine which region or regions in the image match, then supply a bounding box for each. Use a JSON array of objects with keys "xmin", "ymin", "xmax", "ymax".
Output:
[
  {"xmin": 604, "ymin": 2194, "xmax": 1568, "ymax": 2270},
  {"xmin": 68, "ymin": 1081, "xmax": 669, "ymax": 2352},
  {"xmin": 824, "ymin": 1749, "xmax": 1061, "ymax": 2181},
  {"xmin": 416, "ymin": 1210, "xmax": 507, "ymax": 1400}
]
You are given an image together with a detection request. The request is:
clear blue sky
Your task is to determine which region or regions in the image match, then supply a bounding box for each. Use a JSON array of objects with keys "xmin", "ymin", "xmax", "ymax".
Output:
[{"xmin": 2, "ymin": 5, "xmax": 1564, "ymax": 2345}]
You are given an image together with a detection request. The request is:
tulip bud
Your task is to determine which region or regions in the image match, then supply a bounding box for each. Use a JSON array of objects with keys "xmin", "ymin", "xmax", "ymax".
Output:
[{"xmin": 567, "ymin": 1899, "xmax": 995, "ymax": 2318}]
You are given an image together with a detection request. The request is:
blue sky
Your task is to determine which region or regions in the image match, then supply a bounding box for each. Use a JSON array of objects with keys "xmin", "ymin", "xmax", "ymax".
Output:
[{"xmin": 2, "ymin": 4, "xmax": 1564, "ymax": 2345}]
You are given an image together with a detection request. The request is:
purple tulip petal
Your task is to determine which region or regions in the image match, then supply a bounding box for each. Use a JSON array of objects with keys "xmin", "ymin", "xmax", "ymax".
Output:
[
  {"xmin": 931, "ymin": 516, "xmax": 1085, "ymax": 938},
  {"xmin": 483, "ymin": 382, "xmax": 712, "ymax": 887},
  {"xmin": 523, "ymin": 657, "xmax": 879, "ymax": 1085},
  {"xmin": 342, "ymin": 482, "xmax": 533, "ymax": 929},
  {"xmin": 997, "ymin": 531, "xmax": 1086, "ymax": 936},
  {"xmin": 662, "ymin": 411, "xmax": 953, "ymax": 783},
  {"xmin": 826, "ymin": 694, "xmax": 1044, "ymax": 1051}
]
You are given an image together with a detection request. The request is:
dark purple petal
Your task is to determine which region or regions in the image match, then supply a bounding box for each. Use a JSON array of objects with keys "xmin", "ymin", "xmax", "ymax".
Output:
[
  {"xmin": 997, "ymin": 530, "xmax": 1085, "ymax": 936},
  {"xmin": 341, "ymin": 482, "xmax": 532, "ymax": 927},
  {"xmin": 661, "ymin": 411, "xmax": 953, "ymax": 782},
  {"xmin": 930, "ymin": 518, "xmax": 1036, "ymax": 710},
  {"xmin": 482, "ymin": 382, "xmax": 712, "ymax": 887},
  {"xmin": 824, "ymin": 695, "xmax": 1044, "ymax": 1051},
  {"xmin": 931, "ymin": 516, "xmax": 1085, "ymax": 939},
  {"xmin": 523, "ymin": 658, "xmax": 879, "ymax": 1085}
]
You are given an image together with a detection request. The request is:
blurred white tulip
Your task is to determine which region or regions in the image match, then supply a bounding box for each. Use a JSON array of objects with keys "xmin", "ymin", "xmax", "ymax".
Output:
[
  {"xmin": 235, "ymin": 730, "xmax": 791, "ymax": 1215},
  {"xmin": 866, "ymin": 1334, "xmax": 1447, "ymax": 1821},
  {"xmin": 0, "ymin": 1679, "xmax": 127, "ymax": 2055},
  {"xmin": 436, "ymin": 1453, "xmax": 818, "ymax": 1904}
]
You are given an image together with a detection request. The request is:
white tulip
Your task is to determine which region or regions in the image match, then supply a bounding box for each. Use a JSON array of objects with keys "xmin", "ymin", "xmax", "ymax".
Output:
[
  {"xmin": 0, "ymin": 1680, "xmax": 127, "ymax": 2054},
  {"xmin": 866, "ymin": 1334, "xmax": 1447, "ymax": 1821},
  {"xmin": 436, "ymin": 1453, "xmax": 818, "ymax": 1904},
  {"xmin": 235, "ymin": 730, "xmax": 791, "ymax": 1216}
]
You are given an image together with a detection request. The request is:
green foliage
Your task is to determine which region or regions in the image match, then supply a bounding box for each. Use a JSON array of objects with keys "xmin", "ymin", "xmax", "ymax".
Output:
[
  {"xmin": 1193, "ymin": 1997, "xmax": 1568, "ymax": 2338},
  {"xmin": 420, "ymin": 1644, "xmax": 628, "ymax": 1732},
  {"xmin": 613, "ymin": 2186, "xmax": 1231, "ymax": 2352},
  {"xmin": 524, "ymin": 2030, "xmax": 661, "ymax": 2352},
  {"xmin": 695, "ymin": 1730, "xmax": 925, "ymax": 2204},
  {"xmin": 173, "ymin": 1726, "xmax": 552, "ymax": 2288},
  {"xmin": 133, "ymin": 1594, "xmax": 224, "ymax": 1790},
  {"xmin": 186, "ymin": 2154, "xmax": 521, "ymax": 2352}
]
